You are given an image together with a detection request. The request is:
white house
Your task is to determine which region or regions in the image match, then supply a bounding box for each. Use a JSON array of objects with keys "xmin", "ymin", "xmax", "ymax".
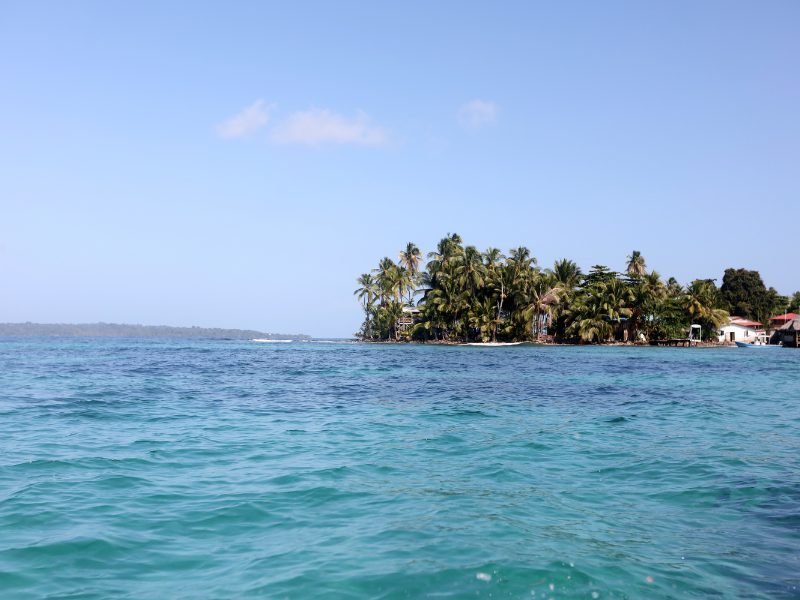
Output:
[{"xmin": 718, "ymin": 317, "xmax": 764, "ymax": 343}]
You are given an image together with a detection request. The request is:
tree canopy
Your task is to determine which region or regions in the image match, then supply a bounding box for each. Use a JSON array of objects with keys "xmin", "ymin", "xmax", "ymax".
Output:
[
  {"xmin": 353, "ymin": 235, "xmax": 794, "ymax": 344},
  {"xmin": 788, "ymin": 291, "xmax": 800, "ymax": 313},
  {"xmin": 719, "ymin": 268, "xmax": 788, "ymax": 323}
]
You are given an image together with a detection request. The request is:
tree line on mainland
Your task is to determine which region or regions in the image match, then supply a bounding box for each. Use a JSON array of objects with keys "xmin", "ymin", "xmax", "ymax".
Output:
[
  {"xmin": 0, "ymin": 322, "xmax": 311, "ymax": 340},
  {"xmin": 354, "ymin": 234, "xmax": 799, "ymax": 344}
]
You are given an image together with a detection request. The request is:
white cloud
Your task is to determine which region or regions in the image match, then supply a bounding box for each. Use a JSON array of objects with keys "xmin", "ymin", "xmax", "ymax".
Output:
[
  {"xmin": 271, "ymin": 109, "xmax": 387, "ymax": 147},
  {"xmin": 217, "ymin": 99, "xmax": 271, "ymax": 139},
  {"xmin": 458, "ymin": 99, "xmax": 498, "ymax": 129}
]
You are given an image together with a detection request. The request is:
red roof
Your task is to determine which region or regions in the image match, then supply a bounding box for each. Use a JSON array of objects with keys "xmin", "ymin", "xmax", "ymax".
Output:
[
  {"xmin": 730, "ymin": 318, "xmax": 762, "ymax": 327},
  {"xmin": 769, "ymin": 313, "xmax": 799, "ymax": 322}
]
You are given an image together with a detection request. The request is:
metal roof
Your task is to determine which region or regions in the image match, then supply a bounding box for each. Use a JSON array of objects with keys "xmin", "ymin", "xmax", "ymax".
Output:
[{"xmin": 769, "ymin": 312, "xmax": 799, "ymax": 322}]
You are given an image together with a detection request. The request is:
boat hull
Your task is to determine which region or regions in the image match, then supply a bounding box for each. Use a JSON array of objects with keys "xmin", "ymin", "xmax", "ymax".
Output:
[{"xmin": 734, "ymin": 341, "xmax": 781, "ymax": 349}]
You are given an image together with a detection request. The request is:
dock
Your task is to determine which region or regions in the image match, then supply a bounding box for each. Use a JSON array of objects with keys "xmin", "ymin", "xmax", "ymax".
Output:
[{"xmin": 650, "ymin": 339, "xmax": 700, "ymax": 347}]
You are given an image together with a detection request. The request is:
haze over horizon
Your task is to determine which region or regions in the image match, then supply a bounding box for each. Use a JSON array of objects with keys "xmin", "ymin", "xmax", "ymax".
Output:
[{"xmin": 2, "ymin": 1, "xmax": 798, "ymax": 337}]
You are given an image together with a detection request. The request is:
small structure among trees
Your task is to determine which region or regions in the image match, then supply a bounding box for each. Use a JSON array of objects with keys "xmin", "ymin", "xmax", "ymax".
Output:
[
  {"xmin": 718, "ymin": 317, "xmax": 764, "ymax": 344},
  {"xmin": 778, "ymin": 318, "xmax": 800, "ymax": 348}
]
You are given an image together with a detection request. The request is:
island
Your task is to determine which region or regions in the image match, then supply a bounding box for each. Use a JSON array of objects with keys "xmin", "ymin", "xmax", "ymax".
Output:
[{"xmin": 354, "ymin": 234, "xmax": 799, "ymax": 345}]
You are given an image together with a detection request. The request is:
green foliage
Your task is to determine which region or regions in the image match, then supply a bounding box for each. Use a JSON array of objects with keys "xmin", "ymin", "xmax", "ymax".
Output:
[
  {"xmin": 682, "ymin": 279, "xmax": 729, "ymax": 339},
  {"xmin": 566, "ymin": 270, "xmax": 632, "ymax": 343},
  {"xmin": 355, "ymin": 240, "xmax": 792, "ymax": 344},
  {"xmin": 582, "ymin": 265, "xmax": 618, "ymax": 288},
  {"xmin": 789, "ymin": 291, "xmax": 800, "ymax": 313},
  {"xmin": 719, "ymin": 268, "xmax": 786, "ymax": 323},
  {"xmin": 649, "ymin": 297, "xmax": 688, "ymax": 340},
  {"xmin": 626, "ymin": 250, "xmax": 647, "ymax": 276}
]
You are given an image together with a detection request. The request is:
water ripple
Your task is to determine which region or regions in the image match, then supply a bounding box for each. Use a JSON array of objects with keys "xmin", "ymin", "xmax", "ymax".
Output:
[{"xmin": 1, "ymin": 339, "xmax": 799, "ymax": 598}]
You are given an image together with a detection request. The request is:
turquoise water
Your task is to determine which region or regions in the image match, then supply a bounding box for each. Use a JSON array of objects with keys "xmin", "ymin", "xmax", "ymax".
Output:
[{"xmin": 1, "ymin": 339, "xmax": 799, "ymax": 599}]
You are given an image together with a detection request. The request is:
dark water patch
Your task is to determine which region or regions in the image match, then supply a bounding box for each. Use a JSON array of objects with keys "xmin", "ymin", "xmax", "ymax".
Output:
[
  {"xmin": 521, "ymin": 440, "xmax": 552, "ymax": 451},
  {"xmin": 271, "ymin": 486, "xmax": 373, "ymax": 509},
  {"xmin": 268, "ymin": 473, "xmax": 305, "ymax": 486},
  {"xmin": 606, "ymin": 415, "xmax": 631, "ymax": 423},
  {"xmin": 5, "ymin": 536, "xmax": 130, "ymax": 563},
  {"xmin": 436, "ymin": 408, "xmax": 496, "ymax": 418},
  {"xmin": 88, "ymin": 474, "xmax": 154, "ymax": 490}
]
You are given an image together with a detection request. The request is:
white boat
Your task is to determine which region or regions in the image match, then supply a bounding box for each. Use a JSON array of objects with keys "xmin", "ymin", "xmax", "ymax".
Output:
[
  {"xmin": 734, "ymin": 332, "xmax": 780, "ymax": 348},
  {"xmin": 252, "ymin": 339, "xmax": 293, "ymax": 343}
]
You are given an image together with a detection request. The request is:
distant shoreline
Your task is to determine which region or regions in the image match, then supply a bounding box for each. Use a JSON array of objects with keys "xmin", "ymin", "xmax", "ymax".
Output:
[{"xmin": 0, "ymin": 322, "xmax": 311, "ymax": 341}]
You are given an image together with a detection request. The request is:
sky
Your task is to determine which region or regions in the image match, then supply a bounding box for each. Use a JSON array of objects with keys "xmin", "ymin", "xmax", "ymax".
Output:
[{"xmin": 1, "ymin": 1, "xmax": 798, "ymax": 337}]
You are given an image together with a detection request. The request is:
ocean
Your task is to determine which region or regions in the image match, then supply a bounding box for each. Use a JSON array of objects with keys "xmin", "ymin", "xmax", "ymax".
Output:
[{"xmin": 1, "ymin": 338, "xmax": 798, "ymax": 598}]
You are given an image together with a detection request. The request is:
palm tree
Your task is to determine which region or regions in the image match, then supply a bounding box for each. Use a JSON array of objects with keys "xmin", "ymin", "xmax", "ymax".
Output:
[
  {"xmin": 448, "ymin": 245, "xmax": 486, "ymax": 341},
  {"xmin": 525, "ymin": 274, "xmax": 562, "ymax": 338},
  {"xmin": 354, "ymin": 273, "xmax": 378, "ymax": 339},
  {"xmin": 391, "ymin": 265, "xmax": 412, "ymax": 303},
  {"xmin": 427, "ymin": 234, "xmax": 463, "ymax": 285},
  {"xmin": 628, "ymin": 270, "xmax": 665, "ymax": 342},
  {"xmin": 568, "ymin": 274, "xmax": 631, "ymax": 343},
  {"xmin": 388, "ymin": 301, "xmax": 405, "ymax": 340},
  {"xmin": 504, "ymin": 247, "xmax": 539, "ymax": 340},
  {"xmin": 354, "ymin": 273, "xmax": 377, "ymax": 309},
  {"xmin": 682, "ymin": 280, "xmax": 714, "ymax": 321},
  {"xmin": 508, "ymin": 246, "xmax": 536, "ymax": 280},
  {"xmin": 626, "ymin": 250, "xmax": 647, "ymax": 277},
  {"xmin": 666, "ymin": 277, "xmax": 682, "ymax": 298},
  {"xmin": 682, "ymin": 279, "xmax": 729, "ymax": 339},
  {"xmin": 547, "ymin": 259, "xmax": 582, "ymax": 341},
  {"xmin": 432, "ymin": 233, "xmax": 463, "ymax": 263},
  {"xmin": 551, "ymin": 259, "xmax": 582, "ymax": 289},
  {"xmin": 374, "ymin": 257, "xmax": 397, "ymax": 304},
  {"xmin": 483, "ymin": 248, "xmax": 506, "ymax": 341},
  {"xmin": 469, "ymin": 297, "xmax": 500, "ymax": 342},
  {"xmin": 457, "ymin": 245, "xmax": 486, "ymax": 293},
  {"xmin": 399, "ymin": 242, "xmax": 422, "ymax": 275},
  {"xmin": 399, "ymin": 242, "xmax": 422, "ymax": 303},
  {"xmin": 569, "ymin": 294, "xmax": 612, "ymax": 343},
  {"xmin": 575, "ymin": 316, "xmax": 613, "ymax": 343},
  {"xmin": 600, "ymin": 278, "xmax": 632, "ymax": 338}
]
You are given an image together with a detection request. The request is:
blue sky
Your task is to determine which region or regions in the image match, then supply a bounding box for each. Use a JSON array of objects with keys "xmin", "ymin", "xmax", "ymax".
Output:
[{"xmin": 1, "ymin": 1, "xmax": 798, "ymax": 337}]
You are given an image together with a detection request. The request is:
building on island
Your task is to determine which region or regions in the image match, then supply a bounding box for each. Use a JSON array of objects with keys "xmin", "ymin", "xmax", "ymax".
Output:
[
  {"xmin": 768, "ymin": 313, "xmax": 799, "ymax": 329},
  {"xmin": 777, "ymin": 317, "xmax": 800, "ymax": 348},
  {"xmin": 718, "ymin": 317, "xmax": 764, "ymax": 343},
  {"xmin": 396, "ymin": 306, "xmax": 421, "ymax": 334}
]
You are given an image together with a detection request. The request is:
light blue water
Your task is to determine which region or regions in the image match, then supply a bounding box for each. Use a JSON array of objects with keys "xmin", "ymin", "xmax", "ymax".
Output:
[{"xmin": 1, "ymin": 338, "xmax": 799, "ymax": 599}]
